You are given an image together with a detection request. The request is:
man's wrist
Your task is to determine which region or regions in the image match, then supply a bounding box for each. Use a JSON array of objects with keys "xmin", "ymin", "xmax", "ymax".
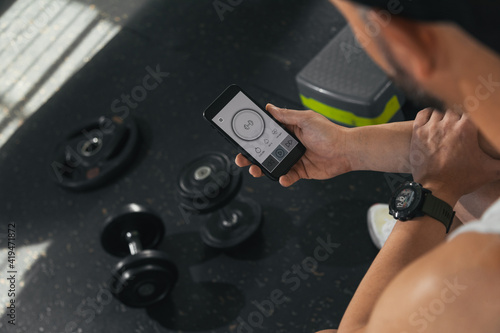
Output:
[
  {"xmin": 344, "ymin": 127, "xmax": 360, "ymax": 172},
  {"xmin": 419, "ymin": 182, "xmax": 460, "ymax": 207}
]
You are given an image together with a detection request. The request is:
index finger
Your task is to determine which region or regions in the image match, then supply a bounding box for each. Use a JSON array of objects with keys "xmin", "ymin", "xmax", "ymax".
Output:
[
  {"xmin": 235, "ymin": 153, "xmax": 252, "ymax": 167},
  {"xmin": 413, "ymin": 108, "xmax": 433, "ymax": 129}
]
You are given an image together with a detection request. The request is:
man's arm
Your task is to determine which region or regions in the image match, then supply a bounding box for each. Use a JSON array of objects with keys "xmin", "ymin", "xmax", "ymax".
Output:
[
  {"xmin": 237, "ymin": 106, "xmax": 500, "ymax": 185},
  {"xmin": 235, "ymin": 104, "xmax": 416, "ymax": 186},
  {"xmin": 347, "ymin": 116, "xmax": 500, "ymax": 174},
  {"xmin": 337, "ymin": 109, "xmax": 500, "ymax": 332},
  {"xmin": 346, "ymin": 121, "xmax": 413, "ymax": 174}
]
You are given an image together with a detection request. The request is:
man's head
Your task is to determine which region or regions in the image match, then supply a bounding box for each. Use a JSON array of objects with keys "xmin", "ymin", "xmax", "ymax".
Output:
[
  {"xmin": 359, "ymin": 7, "xmax": 447, "ymax": 112},
  {"xmin": 330, "ymin": 0, "xmax": 500, "ymax": 150}
]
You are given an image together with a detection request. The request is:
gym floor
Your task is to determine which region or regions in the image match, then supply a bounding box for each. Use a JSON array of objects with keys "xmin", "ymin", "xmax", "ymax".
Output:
[{"xmin": 0, "ymin": 0, "xmax": 399, "ymax": 332}]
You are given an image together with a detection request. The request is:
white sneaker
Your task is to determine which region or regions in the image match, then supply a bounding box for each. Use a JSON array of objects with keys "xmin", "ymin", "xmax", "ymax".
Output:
[{"xmin": 367, "ymin": 203, "xmax": 397, "ymax": 249}]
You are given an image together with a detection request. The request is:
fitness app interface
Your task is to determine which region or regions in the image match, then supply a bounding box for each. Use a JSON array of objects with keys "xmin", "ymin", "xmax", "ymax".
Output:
[{"xmin": 213, "ymin": 91, "xmax": 299, "ymax": 172}]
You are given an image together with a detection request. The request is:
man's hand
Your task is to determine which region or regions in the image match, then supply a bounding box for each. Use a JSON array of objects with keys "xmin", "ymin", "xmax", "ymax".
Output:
[
  {"xmin": 410, "ymin": 108, "xmax": 500, "ymax": 206},
  {"xmin": 235, "ymin": 104, "xmax": 351, "ymax": 187}
]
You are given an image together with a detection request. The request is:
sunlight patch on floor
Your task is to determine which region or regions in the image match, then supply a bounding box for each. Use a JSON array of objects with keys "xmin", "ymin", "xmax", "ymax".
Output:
[{"xmin": 0, "ymin": 0, "xmax": 121, "ymax": 148}]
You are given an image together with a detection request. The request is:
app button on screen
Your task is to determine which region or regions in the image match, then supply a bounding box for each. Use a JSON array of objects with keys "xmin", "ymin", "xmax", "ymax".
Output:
[
  {"xmin": 232, "ymin": 109, "xmax": 265, "ymax": 141},
  {"xmin": 281, "ymin": 135, "xmax": 298, "ymax": 152},
  {"xmin": 272, "ymin": 146, "xmax": 287, "ymax": 161},
  {"xmin": 262, "ymin": 155, "xmax": 279, "ymax": 172}
]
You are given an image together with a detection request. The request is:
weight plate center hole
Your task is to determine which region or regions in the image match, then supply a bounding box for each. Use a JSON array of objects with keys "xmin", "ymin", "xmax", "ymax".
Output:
[
  {"xmin": 194, "ymin": 166, "xmax": 212, "ymax": 181},
  {"xmin": 137, "ymin": 282, "xmax": 156, "ymax": 297},
  {"xmin": 80, "ymin": 137, "xmax": 103, "ymax": 157}
]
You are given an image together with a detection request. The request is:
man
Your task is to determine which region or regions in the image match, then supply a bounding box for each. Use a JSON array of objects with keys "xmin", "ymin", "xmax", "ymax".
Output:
[{"xmin": 235, "ymin": 0, "xmax": 500, "ymax": 332}]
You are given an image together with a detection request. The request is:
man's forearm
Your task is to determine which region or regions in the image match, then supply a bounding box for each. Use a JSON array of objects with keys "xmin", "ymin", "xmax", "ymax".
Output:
[
  {"xmin": 345, "ymin": 121, "xmax": 414, "ymax": 174},
  {"xmin": 344, "ymin": 119, "xmax": 500, "ymax": 175}
]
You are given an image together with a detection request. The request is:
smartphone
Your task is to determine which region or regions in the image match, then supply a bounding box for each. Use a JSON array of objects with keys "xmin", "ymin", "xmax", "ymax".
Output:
[{"xmin": 203, "ymin": 85, "xmax": 306, "ymax": 181}]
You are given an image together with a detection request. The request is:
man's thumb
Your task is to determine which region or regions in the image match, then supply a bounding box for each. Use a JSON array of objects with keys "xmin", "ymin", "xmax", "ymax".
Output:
[{"xmin": 266, "ymin": 103, "xmax": 309, "ymax": 126}]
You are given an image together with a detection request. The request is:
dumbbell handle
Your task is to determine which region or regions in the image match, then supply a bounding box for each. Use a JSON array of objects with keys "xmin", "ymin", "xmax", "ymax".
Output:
[{"xmin": 125, "ymin": 231, "xmax": 142, "ymax": 255}]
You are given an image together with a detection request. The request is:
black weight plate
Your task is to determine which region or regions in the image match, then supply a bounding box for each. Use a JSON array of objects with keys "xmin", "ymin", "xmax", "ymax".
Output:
[
  {"xmin": 177, "ymin": 152, "xmax": 242, "ymax": 214},
  {"xmin": 110, "ymin": 250, "xmax": 178, "ymax": 308},
  {"xmin": 101, "ymin": 203, "xmax": 164, "ymax": 257},
  {"xmin": 49, "ymin": 115, "xmax": 139, "ymax": 191},
  {"xmin": 200, "ymin": 196, "xmax": 262, "ymax": 249}
]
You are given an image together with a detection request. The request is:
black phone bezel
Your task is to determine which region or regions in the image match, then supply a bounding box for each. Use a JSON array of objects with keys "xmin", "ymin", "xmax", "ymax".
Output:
[{"xmin": 203, "ymin": 84, "xmax": 306, "ymax": 181}]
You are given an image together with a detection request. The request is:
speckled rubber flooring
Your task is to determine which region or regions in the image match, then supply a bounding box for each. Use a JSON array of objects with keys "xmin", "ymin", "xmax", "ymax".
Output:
[{"xmin": 0, "ymin": 1, "xmax": 401, "ymax": 332}]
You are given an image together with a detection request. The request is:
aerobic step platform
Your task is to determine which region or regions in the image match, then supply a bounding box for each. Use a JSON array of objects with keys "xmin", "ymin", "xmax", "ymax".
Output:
[{"xmin": 296, "ymin": 25, "xmax": 406, "ymax": 127}]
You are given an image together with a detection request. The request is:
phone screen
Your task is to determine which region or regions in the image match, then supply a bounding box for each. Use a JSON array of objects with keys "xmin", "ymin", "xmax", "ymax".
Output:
[{"xmin": 211, "ymin": 91, "xmax": 300, "ymax": 173}]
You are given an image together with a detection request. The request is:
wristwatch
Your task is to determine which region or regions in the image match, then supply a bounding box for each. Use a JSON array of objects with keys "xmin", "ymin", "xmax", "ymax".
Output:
[{"xmin": 389, "ymin": 181, "xmax": 455, "ymax": 233}]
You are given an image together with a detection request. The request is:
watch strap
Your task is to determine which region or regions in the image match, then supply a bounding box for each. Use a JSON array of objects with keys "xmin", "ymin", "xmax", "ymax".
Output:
[{"xmin": 422, "ymin": 193, "xmax": 455, "ymax": 233}]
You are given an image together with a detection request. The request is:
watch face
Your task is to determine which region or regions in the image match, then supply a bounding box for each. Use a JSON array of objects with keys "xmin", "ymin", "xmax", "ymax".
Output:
[
  {"xmin": 395, "ymin": 188, "xmax": 416, "ymax": 211},
  {"xmin": 389, "ymin": 182, "xmax": 424, "ymax": 221}
]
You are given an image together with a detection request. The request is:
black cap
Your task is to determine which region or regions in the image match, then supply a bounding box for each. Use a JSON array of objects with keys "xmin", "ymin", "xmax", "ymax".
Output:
[{"xmin": 349, "ymin": 0, "xmax": 500, "ymax": 55}]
